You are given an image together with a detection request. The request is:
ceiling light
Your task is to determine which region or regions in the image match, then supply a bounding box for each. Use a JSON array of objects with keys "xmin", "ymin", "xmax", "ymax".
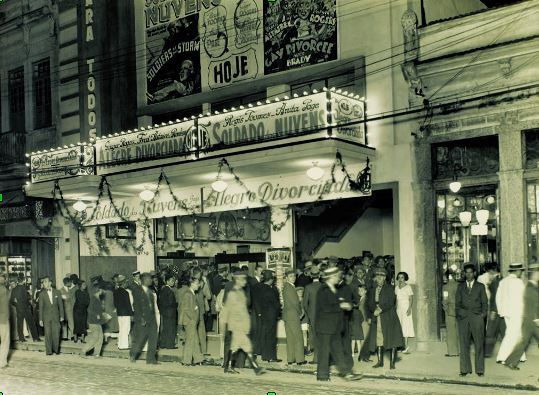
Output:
[
  {"xmin": 139, "ymin": 187, "xmax": 155, "ymax": 202},
  {"xmin": 449, "ymin": 181, "xmax": 461, "ymax": 193},
  {"xmin": 459, "ymin": 211, "xmax": 471, "ymax": 227},
  {"xmin": 73, "ymin": 200, "xmax": 87, "ymax": 212},
  {"xmin": 211, "ymin": 179, "xmax": 228, "ymax": 192},
  {"xmin": 476, "ymin": 209, "xmax": 489, "ymax": 225},
  {"xmin": 453, "ymin": 198, "xmax": 462, "ymax": 207},
  {"xmin": 306, "ymin": 162, "xmax": 324, "ymax": 181}
]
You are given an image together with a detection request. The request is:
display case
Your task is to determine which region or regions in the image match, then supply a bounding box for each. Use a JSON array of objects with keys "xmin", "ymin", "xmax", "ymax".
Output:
[{"xmin": 1, "ymin": 256, "xmax": 32, "ymax": 287}]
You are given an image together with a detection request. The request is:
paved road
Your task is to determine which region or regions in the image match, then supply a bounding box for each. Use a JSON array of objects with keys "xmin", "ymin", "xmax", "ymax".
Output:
[{"xmin": 0, "ymin": 351, "xmax": 530, "ymax": 395}]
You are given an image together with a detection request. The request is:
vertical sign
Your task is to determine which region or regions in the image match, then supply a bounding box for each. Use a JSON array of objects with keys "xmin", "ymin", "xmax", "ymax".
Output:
[
  {"xmin": 78, "ymin": 0, "xmax": 105, "ymax": 141},
  {"xmin": 266, "ymin": 247, "xmax": 292, "ymax": 304},
  {"xmin": 264, "ymin": 0, "xmax": 338, "ymax": 74},
  {"xmin": 200, "ymin": 0, "xmax": 263, "ymax": 91}
]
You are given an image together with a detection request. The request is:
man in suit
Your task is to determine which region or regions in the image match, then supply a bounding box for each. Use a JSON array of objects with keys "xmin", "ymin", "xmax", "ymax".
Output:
[
  {"xmin": 158, "ymin": 274, "xmax": 178, "ymax": 349},
  {"xmin": 283, "ymin": 269, "xmax": 305, "ymax": 365},
  {"xmin": 80, "ymin": 279, "xmax": 110, "ymax": 358},
  {"xmin": 114, "ymin": 275, "xmax": 134, "ymax": 350},
  {"xmin": 455, "ymin": 264, "xmax": 488, "ymax": 376},
  {"xmin": 0, "ymin": 273, "xmax": 11, "ymax": 368},
  {"xmin": 504, "ymin": 263, "xmax": 539, "ymax": 370},
  {"xmin": 130, "ymin": 272, "xmax": 158, "ymax": 364},
  {"xmin": 179, "ymin": 277, "xmax": 203, "ymax": 365},
  {"xmin": 296, "ymin": 262, "xmax": 313, "ymax": 288},
  {"xmin": 442, "ymin": 272, "xmax": 459, "ymax": 357},
  {"xmin": 59, "ymin": 277, "xmax": 75, "ymax": 341},
  {"xmin": 484, "ymin": 269, "xmax": 505, "ymax": 357},
  {"xmin": 10, "ymin": 276, "xmax": 40, "ymax": 342},
  {"xmin": 39, "ymin": 276, "xmax": 64, "ymax": 355},
  {"xmin": 315, "ymin": 267, "xmax": 362, "ymax": 382},
  {"xmin": 251, "ymin": 270, "xmax": 281, "ymax": 362},
  {"xmin": 303, "ymin": 266, "xmax": 322, "ymax": 363},
  {"xmin": 338, "ymin": 270, "xmax": 357, "ymax": 367}
]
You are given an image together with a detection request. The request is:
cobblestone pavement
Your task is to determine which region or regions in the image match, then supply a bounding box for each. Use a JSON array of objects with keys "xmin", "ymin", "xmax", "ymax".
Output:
[{"xmin": 0, "ymin": 350, "xmax": 532, "ymax": 395}]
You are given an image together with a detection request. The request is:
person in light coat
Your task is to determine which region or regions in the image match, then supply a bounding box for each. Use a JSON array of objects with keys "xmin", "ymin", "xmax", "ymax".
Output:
[{"xmin": 496, "ymin": 263, "xmax": 526, "ymax": 364}]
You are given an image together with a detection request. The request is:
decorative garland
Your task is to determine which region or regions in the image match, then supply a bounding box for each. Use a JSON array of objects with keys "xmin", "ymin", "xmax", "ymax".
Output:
[{"xmin": 47, "ymin": 152, "xmax": 371, "ymax": 256}]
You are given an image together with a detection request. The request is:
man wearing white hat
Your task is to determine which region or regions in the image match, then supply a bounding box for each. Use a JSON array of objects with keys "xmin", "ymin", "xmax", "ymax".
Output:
[{"xmin": 496, "ymin": 263, "xmax": 526, "ymax": 363}]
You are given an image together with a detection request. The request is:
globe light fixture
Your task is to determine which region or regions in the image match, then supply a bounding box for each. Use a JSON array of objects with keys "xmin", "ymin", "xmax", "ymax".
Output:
[
  {"xmin": 449, "ymin": 181, "xmax": 461, "ymax": 193},
  {"xmin": 476, "ymin": 209, "xmax": 489, "ymax": 225},
  {"xmin": 211, "ymin": 178, "xmax": 228, "ymax": 192},
  {"xmin": 459, "ymin": 211, "xmax": 472, "ymax": 227},
  {"xmin": 139, "ymin": 187, "xmax": 155, "ymax": 202},
  {"xmin": 306, "ymin": 162, "xmax": 324, "ymax": 181},
  {"xmin": 453, "ymin": 197, "xmax": 462, "ymax": 207},
  {"xmin": 73, "ymin": 200, "xmax": 87, "ymax": 212}
]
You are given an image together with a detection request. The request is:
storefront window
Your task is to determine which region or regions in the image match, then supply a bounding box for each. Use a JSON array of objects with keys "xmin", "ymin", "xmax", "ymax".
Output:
[
  {"xmin": 526, "ymin": 182, "xmax": 539, "ymax": 263},
  {"xmin": 436, "ymin": 188, "xmax": 498, "ymax": 282}
]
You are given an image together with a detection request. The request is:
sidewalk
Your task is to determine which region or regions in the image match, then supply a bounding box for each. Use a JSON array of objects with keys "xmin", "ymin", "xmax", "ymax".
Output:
[{"xmin": 13, "ymin": 334, "xmax": 538, "ymax": 391}]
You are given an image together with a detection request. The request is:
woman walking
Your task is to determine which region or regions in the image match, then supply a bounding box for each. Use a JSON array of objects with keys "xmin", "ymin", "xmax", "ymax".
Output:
[
  {"xmin": 73, "ymin": 280, "xmax": 90, "ymax": 343},
  {"xmin": 395, "ymin": 272, "xmax": 415, "ymax": 353}
]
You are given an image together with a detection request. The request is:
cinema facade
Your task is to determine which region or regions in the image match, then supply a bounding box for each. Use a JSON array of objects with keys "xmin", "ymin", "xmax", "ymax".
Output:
[{"xmin": 23, "ymin": 0, "xmax": 438, "ymax": 347}]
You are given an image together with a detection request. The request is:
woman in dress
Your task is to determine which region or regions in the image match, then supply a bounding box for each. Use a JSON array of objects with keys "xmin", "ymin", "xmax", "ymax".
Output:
[
  {"xmin": 350, "ymin": 284, "xmax": 365, "ymax": 357},
  {"xmin": 73, "ymin": 280, "xmax": 90, "ymax": 343},
  {"xmin": 395, "ymin": 271, "xmax": 415, "ymax": 353}
]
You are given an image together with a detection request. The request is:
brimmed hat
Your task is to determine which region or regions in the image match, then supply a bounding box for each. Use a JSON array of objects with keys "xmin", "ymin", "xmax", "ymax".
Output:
[
  {"xmin": 132, "ymin": 271, "xmax": 141, "ymax": 277},
  {"xmin": 232, "ymin": 270, "xmax": 247, "ymax": 278},
  {"xmin": 90, "ymin": 275, "xmax": 102, "ymax": 286},
  {"xmin": 528, "ymin": 263, "xmax": 539, "ymax": 272},
  {"xmin": 508, "ymin": 263, "xmax": 524, "ymax": 272},
  {"xmin": 141, "ymin": 272, "xmax": 152, "ymax": 281},
  {"xmin": 374, "ymin": 268, "xmax": 387, "ymax": 277},
  {"xmin": 117, "ymin": 274, "xmax": 126, "ymax": 283},
  {"xmin": 149, "ymin": 270, "xmax": 158, "ymax": 278},
  {"xmin": 322, "ymin": 267, "xmax": 341, "ymax": 278},
  {"xmin": 304, "ymin": 261, "xmax": 313, "ymax": 268},
  {"xmin": 310, "ymin": 266, "xmax": 320, "ymax": 275}
]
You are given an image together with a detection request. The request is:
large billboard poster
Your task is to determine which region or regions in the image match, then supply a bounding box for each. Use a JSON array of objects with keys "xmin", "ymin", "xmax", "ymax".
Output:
[
  {"xmin": 146, "ymin": 11, "xmax": 201, "ymax": 104},
  {"xmin": 264, "ymin": 0, "xmax": 338, "ymax": 74},
  {"xmin": 200, "ymin": 0, "xmax": 263, "ymax": 91}
]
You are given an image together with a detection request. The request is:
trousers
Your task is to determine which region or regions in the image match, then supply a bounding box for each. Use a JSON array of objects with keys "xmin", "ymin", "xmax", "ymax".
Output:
[
  {"xmin": 0, "ymin": 323, "xmax": 10, "ymax": 367},
  {"xmin": 183, "ymin": 321, "xmax": 203, "ymax": 364},
  {"xmin": 117, "ymin": 316, "xmax": 131, "ymax": 349},
  {"xmin": 284, "ymin": 318, "xmax": 305, "ymax": 363},
  {"xmin": 445, "ymin": 314, "xmax": 460, "ymax": 356},
  {"xmin": 505, "ymin": 321, "xmax": 539, "ymax": 367},
  {"xmin": 130, "ymin": 321, "xmax": 158, "ymax": 363},
  {"xmin": 457, "ymin": 314, "xmax": 485, "ymax": 374},
  {"xmin": 82, "ymin": 324, "xmax": 103, "ymax": 356},
  {"xmin": 43, "ymin": 319, "xmax": 61, "ymax": 355},
  {"xmin": 497, "ymin": 316, "xmax": 526, "ymax": 362},
  {"xmin": 317, "ymin": 331, "xmax": 353, "ymax": 380},
  {"xmin": 484, "ymin": 314, "xmax": 505, "ymax": 356},
  {"xmin": 16, "ymin": 308, "xmax": 39, "ymax": 341}
]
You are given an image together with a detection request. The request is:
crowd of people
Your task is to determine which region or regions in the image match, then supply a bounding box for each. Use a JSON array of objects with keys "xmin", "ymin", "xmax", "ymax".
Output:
[
  {"xmin": 442, "ymin": 261, "xmax": 539, "ymax": 376},
  {"xmin": 0, "ymin": 253, "xmax": 536, "ymax": 382}
]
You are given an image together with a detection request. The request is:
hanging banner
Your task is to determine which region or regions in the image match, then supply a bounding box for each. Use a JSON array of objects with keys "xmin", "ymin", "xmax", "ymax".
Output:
[
  {"xmin": 264, "ymin": 0, "xmax": 338, "ymax": 74},
  {"xmin": 200, "ymin": 0, "xmax": 263, "ymax": 91},
  {"xmin": 145, "ymin": 10, "xmax": 201, "ymax": 104},
  {"xmin": 95, "ymin": 120, "xmax": 197, "ymax": 174},
  {"xmin": 201, "ymin": 91, "xmax": 328, "ymax": 147},
  {"xmin": 331, "ymin": 92, "xmax": 366, "ymax": 145},
  {"xmin": 30, "ymin": 146, "xmax": 94, "ymax": 183}
]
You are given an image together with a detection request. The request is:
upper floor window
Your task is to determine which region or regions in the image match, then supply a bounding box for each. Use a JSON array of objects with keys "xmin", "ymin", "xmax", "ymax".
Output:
[
  {"xmin": 8, "ymin": 67, "xmax": 25, "ymax": 133},
  {"xmin": 33, "ymin": 58, "xmax": 52, "ymax": 129}
]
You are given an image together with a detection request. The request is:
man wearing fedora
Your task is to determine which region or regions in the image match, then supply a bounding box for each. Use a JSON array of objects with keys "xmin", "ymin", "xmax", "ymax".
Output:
[
  {"xmin": 113, "ymin": 275, "xmax": 133, "ymax": 350},
  {"xmin": 158, "ymin": 274, "xmax": 178, "ymax": 349},
  {"xmin": 496, "ymin": 262, "xmax": 527, "ymax": 364},
  {"xmin": 315, "ymin": 267, "xmax": 363, "ymax": 382},
  {"xmin": 283, "ymin": 268, "xmax": 306, "ymax": 365},
  {"xmin": 80, "ymin": 279, "xmax": 111, "ymax": 358},
  {"xmin": 303, "ymin": 266, "xmax": 322, "ymax": 362},
  {"xmin": 130, "ymin": 272, "xmax": 159, "ymax": 364},
  {"xmin": 504, "ymin": 263, "xmax": 539, "ymax": 370},
  {"xmin": 455, "ymin": 264, "xmax": 488, "ymax": 376}
]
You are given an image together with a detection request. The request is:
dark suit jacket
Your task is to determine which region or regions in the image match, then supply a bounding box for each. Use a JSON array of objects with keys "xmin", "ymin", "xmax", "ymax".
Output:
[
  {"xmin": 303, "ymin": 280, "xmax": 321, "ymax": 327},
  {"xmin": 283, "ymin": 282, "xmax": 302, "ymax": 322},
  {"xmin": 315, "ymin": 283, "xmax": 344, "ymax": 335},
  {"xmin": 337, "ymin": 281, "xmax": 357, "ymax": 321},
  {"xmin": 295, "ymin": 274, "xmax": 312, "ymax": 288},
  {"xmin": 39, "ymin": 288, "xmax": 64, "ymax": 323},
  {"xmin": 113, "ymin": 287, "xmax": 133, "ymax": 316},
  {"xmin": 251, "ymin": 282, "xmax": 280, "ymax": 321},
  {"xmin": 131, "ymin": 284, "xmax": 156, "ymax": 327},
  {"xmin": 11, "ymin": 284, "xmax": 31, "ymax": 310},
  {"xmin": 488, "ymin": 277, "xmax": 502, "ymax": 314},
  {"xmin": 158, "ymin": 285, "xmax": 178, "ymax": 319},
  {"xmin": 455, "ymin": 281, "xmax": 488, "ymax": 320},
  {"xmin": 522, "ymin": 281, "xmax": 539, "ymax": 320}
]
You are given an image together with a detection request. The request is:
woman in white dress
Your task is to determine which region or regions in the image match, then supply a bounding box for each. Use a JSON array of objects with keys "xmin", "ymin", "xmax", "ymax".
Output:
[{"xmin": 395, "ymin": 272, "xmax": 415, "ymax": 353}]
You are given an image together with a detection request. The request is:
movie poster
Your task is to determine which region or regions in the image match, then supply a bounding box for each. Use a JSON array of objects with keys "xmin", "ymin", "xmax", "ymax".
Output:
[
  {"xmin": 200, "ymin": 0, "xmax": 263, "ymax": 91},
  {"xmin": 146, "ymin": 11, "xmax": 201, "ymax": 104},
  {"xmin": 264, "ymin": 0, "xmax": 338, "ymax": 74}
]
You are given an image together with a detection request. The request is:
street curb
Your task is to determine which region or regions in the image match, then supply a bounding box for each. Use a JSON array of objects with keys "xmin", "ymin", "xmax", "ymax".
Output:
[{"xmin": 13, "ymin": 342, "xmax": 538, "ymax": 392}]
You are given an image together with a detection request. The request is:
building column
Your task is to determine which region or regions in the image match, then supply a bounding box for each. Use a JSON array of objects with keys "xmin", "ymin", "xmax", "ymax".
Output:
[
  {"xmin": 498, "ymin": 121, "xmax": 526, "ymax": 274},
  {"xmin": 412, "ymin": 141, "xmax": 439, "ymax": 350},
  {"xmin": 136, "ymin": 219, "xmax": 155, "ymax": 273}
]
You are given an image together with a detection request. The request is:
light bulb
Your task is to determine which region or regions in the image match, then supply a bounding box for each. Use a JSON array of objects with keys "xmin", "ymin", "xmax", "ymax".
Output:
[
  {"xmin": 459, "ymin": 211, "xmax": 472, "ymax": 227},
  {"xmin": 73, "ymin": 200, "xmax": 87, "ymax": 212},
  {"xmin": 449, "ymin": 181, "xmax": 461, "ymax": 193},
  {"xmin": 306, "ymin": 162, "xmax": 324, "ymax": 181},
  {"xmin": 139, "ymin": 187, "xmax": 155, "ymax": 202},
  {"xmin": 212, "ymin": 179, "xmax": 228, "ymax": 192}
]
